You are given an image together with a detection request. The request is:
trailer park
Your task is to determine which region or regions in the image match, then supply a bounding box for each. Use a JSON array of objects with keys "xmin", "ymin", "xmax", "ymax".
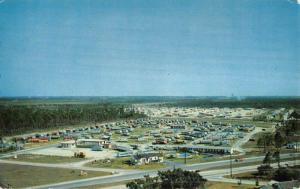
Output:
[
  {"xmin": 1, "ymin": 107, "xmax": 286, "ymax": 165},
  {"xmin": 0, "ymin": 106, "xmax": 298, "ymax": 188}
]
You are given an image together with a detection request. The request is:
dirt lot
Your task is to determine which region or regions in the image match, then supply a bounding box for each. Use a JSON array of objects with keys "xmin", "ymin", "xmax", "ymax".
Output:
[{"xmin": 29, "ymin": 147, "xmax": 117, "ymax": 158}]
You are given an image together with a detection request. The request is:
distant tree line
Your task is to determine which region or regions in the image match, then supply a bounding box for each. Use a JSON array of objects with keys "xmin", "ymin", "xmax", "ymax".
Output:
[
  {"xmin": 1, "ymin": 97, "xmax": 299, "ymax": 108},
  {"xmin": 163, "ymin": 97, "xmax": 300, "ymax": 109},
  {"xmin": 0, "ymin": 104, "xmax": 145, "ymax": 136}
]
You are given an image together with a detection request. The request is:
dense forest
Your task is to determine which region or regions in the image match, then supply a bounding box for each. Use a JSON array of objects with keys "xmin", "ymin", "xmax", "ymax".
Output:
[
  {"xmin": 163, "ymin": 97, "xmax": 300, "ymax": 109},
  {"xmin": 1, "ymin": 96, "xmax": 299, "ymax": 108},
  {"xmin": 0, "ymin": 104, "xmax": 145, "ymax": 136}
]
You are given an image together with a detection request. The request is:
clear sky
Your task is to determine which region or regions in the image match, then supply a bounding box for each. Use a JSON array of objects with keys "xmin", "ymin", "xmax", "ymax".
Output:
[{"xmin": 0, "ymin": 0, "xmax": 299, "ymax": 96}]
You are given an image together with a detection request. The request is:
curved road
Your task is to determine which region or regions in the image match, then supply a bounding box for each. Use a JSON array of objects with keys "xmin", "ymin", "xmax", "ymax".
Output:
[{"xmin": 22, "ymin": 153, "xmax": 298, "ymax": 189}]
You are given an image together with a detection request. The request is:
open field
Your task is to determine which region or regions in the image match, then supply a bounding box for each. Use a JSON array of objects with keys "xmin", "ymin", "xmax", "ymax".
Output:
[
  {"xmin": 166, "ymin": 154, "xmax": 227, "ymax": 164},
  {"xmin": 0, "ymin": 163, "xmax": 111, "ymax": 188},
  {"xmin": 86, "ymin": 157, "xmax": 166, "ymax": 170},
  {"xmin": 205, "ymin": 181, "xmax": 256, "ymax": 189},
  {"xmin": 224, "ymin": 171, "xmax": 260, "ymax": 180},
  {"xmin": 4, "ymin": 154, "xmax": 85, "ymax": 164},
  {"xmin": 241, "ymin": 132, "xmax": 264, "ymax": 149}
]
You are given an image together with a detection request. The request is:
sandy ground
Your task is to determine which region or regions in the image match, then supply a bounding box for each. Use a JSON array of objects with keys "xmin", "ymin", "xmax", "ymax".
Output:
[
  {"xmin": 103, "ymin": 185, "xmax": 126, "ymax": 189},
  {"xmin": 29, "ymin": 147, "xmax": 117, "ymax": 159}
]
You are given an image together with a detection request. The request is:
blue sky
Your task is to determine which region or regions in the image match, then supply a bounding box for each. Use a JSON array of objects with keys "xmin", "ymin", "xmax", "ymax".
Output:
[{"xmin": 0, "ymin": 0, "xmax": 299, "ymax": 96}]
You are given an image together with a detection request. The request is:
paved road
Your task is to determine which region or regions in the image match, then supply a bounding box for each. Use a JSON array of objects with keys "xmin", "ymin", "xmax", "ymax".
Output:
[
  {"xmin": 202, "ymin": 160, "xmax": 296, "ymax": 185},
  {"xmin": 233, "ymin": 127, "xmax": 262, "ymax": 154},
  {"xmin": 27, "ymin": 153, "xmax": 299, "ymax": 189},
  {"xmin": 101, "ymin": 160, "xmax": 296, "ymax": 189}
]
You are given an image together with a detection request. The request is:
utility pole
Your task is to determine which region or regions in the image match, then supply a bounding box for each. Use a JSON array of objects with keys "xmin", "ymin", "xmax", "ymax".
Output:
[
  {"xmin": 184, "ymin": 147, "xmax": 187, "ymax": 164},
  {"xmin": 294, "ymin": 145, "xmax": 296, "ymax": 166},
  {"xmin": 230, "ymin": 150, "xmax": 233, "ymax": 178},
  {"xmin": 229, "ymin": 138, "xmax": 234, "ymax": 178}
]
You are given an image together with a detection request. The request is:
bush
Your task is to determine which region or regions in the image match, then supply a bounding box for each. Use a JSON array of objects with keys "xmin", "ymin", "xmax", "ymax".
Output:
[
  {"xmin": 273, "ymin": 167, "xmax": 300, "ymax": 181},
  {"xmin": 257, "ymin": 164, "xmax": 273, "ymax": 176},
  {"xmin": 127, "ymin": 169, "xmax": 207, "ymax": 189}
]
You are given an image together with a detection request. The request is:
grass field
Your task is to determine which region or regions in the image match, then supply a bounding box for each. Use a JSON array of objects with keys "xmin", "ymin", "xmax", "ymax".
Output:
[
  {"xmin": 5, "ymin": 154, "xmax": 85, "ymax": 164},
  {"xmin": 242, "ymin": 132, "xmax": 264, "ymax": 149},
  {"xmin": 166, "ymin": 154, "xmax": 224, "ymax": 164},
  {"xmin": 86, "ymin": 157, "xmax": 166, "ymax": 170},
  {"xmin": 0, "ymin": 163, "xmax": 110, "ymax": 188},
  {"xmin": 224, "ymin": 171, "xmax": 260, "ymax": 180},
  {"xmin": 205, "ymin": 181, "xmax": 256, "ymax": 189}
]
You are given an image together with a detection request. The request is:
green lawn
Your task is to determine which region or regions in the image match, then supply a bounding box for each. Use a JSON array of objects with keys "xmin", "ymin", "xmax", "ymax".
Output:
[
  {"xmin": 5, "ymin": 154, "xmax": 85, "ymax": 164},
  {"xmin": 0, "ymin": 163, "xmax": 111, "ymax": 188},
  {"xmin": 86, "ymin": 157, "xmax": 166, "ymax": 170},
  {"xmin": 224, "ymin": 171, "xmax": 263, "ymax": 180},
  {"xmin": 166, "ymin": 154, "xmax": 229, "ymax": 164},
  {"xmin": 242, "ymin": 132, "xmax": 265, "ymax": 149},
  {"xmin": 205, "ymin": 181, "xmax": 256, "ymax": 189}
]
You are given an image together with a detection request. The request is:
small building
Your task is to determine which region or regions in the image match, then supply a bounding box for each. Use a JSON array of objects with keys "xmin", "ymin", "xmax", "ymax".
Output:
[
  {"xmin": 29, "ymin": 137, "xmax": 48, "ymax": 143},
  {"xmin": 154, "ymin": 138, "xmax": 168, "ymax": 144},
  {"xmin": 239, "ymin": 125, "xmax": 255, "ymax": 132},
  {"xmin": 259, "ymin": 180, "xmax": 300, "ymax": 189},
  {"xmin": 60, "ymin": 140, "xmax": 76, "ymax": 148},
  {"xmin": 176, "ymin": 145, "xmax": 233, "ymax": 154},
  {"xmin": 76, "ymin": 139, "xmax": 107, "ymax": 148},
  {"xmin": 0, "ymin": 143, "xmax": 12, "ymax": 151},
  {"xmin": 103, "ymin": 143, "xmax": 113, "ymax": 149},
  {"xmin": 114, "ymin": 145, "xmax": 132, "ymax": 152},
  {"xmin": 117, "ymin": 151, "xmax": 133, "ymax": 157},
  {"xmin": 101, "ymin": 135, "xmax": 111, "ymax": 141},
  {"xmin": 170, "ymin": 125, "xmax": 186, "ymax": 129},
  {"xmin": 286, "ymin": 142, "xmax": 299, "ymax": 151},
  {"xmin": 131, "ymin": 153, "xmax": 163, "ymax": 165}
]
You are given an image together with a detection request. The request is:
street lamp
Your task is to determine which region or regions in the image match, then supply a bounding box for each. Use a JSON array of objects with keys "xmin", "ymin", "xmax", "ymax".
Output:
[{"xmin": 184, "ymin": 147, "xmax": 187, "ymax": 164}]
